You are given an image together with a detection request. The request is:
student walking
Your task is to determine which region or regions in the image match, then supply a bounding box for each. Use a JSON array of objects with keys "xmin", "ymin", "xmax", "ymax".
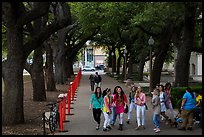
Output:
[
  {"xmin": 159, "ymin": 84, "xmax": 169, "ymax": 123},
  {"xmin": 89, "ymin": 87, "xmax": 104, "ymax": 130},
  {"xmin": 151, "ymin": 88, "xmax": 161, "ymax": 133},
  {"xmin": 94, "ymin": 72, "xmax": 102, "ymax": 87},
  {"xmin": 126, "ymin": 85, "xmax": 137, "ymax": 124},
  {"xmin": 112, "ymin": 86, "xmax": 128, "ymax": 130},
  {"xmin": 102, "ymin": 88, "xmax": 112, "ymax": 131},
  {"xmin": 134, "ymin": 86, "xmax": 147, "ymax": 130},
  {"xmin": 89, "ymin": 74, "xmax": 95, "ymax": 93},
  {"xmin": 165, "ymin": 82, "xmax": 176, "ymax": 120}
]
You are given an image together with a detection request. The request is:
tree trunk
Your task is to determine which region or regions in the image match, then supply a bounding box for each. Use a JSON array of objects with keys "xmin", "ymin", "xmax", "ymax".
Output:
[
  {"xmin": 116, "ymin": 54, "xmax": 122, "ymax": 75},
  {"xmin": 45, "ymin": 41, "xmax": 56, "ymax": 91},
  {"xmin": 30, "ymin": 46, "xmax": 46, "ymax": 101},
  {"xmin": 151, "ymin": 44, "xmax": 169, "ymax": 89},
  {"xmin": 53, "ymin": 29, "xmax": 67, "ymax": 84},
  {"xmin": 138, "ymin": 58, "xmax": 146, "ymax": 81},
  {"xmin": 2, "ymin": 3, "xmax": 25, "ymax": 124},
  {"xmin": 175, "ymin": 2, "xmax": 197, "ymax": 87},
  {"xmin": 54, "ymin": 58, "xmax": 65, "ymax": 84},
  {"xmin": 127, "ymin": 53, "xmax": 133, "ymax": 79},
  {"xmin": 65, "ymin": 57, "xmax": 74, "ymax": 78}
]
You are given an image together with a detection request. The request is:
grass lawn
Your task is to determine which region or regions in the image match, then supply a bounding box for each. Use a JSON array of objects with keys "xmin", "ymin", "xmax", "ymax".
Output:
[{"xmin": 2, "ymin": 75, "xmax": 31, "ymax": 96}]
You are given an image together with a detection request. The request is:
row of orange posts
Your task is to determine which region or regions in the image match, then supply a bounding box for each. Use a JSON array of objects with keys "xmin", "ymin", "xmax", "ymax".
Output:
[{"xmin": 58, "ymin": 68, "xmax": 82, "ymax": 132}]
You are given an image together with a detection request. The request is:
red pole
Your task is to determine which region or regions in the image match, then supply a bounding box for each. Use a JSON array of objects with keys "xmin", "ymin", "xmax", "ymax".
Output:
[
  {"xmin": 59, "ymin": 101, "xmax": 63, "ymax": 132},
  {"xmin": 71, "ymin": 82, "xmax": 74, "ymax": 101},
  {"xmin": 63, "ymin": 95, "xmax": 66, "ymax": 121},
  {"xmin": 68, "ymin": 86, "xmax": 71, "ymax": 114}
]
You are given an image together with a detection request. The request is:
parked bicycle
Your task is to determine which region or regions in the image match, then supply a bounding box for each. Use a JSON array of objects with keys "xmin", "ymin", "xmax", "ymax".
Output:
[{"xmin": 46, "ymin": 102, "xmax": 60, "ymax": 133}]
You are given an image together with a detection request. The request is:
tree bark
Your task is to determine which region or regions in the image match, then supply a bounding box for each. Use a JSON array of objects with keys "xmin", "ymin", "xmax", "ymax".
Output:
[
  {"xmin": 30, "ymin": 46, "xmax": 46, "ymax": 101},
  {"xmin": 175, "ymin": 2, "xmax": 197, "ymax": 87},
  {"xmin": 45, "ymin": 40, "xmax": 56, "ymax": 91},
  {"xmin": 138, "ymin": 52, "xmax": 148, "ymax": 81},
  {"xmin": 151, "ymin": 23, "xmax": 175, "ymax": 89},
  {"xmin": 2, "ymin": 2, "xmax": 25, "ymax": 125}
]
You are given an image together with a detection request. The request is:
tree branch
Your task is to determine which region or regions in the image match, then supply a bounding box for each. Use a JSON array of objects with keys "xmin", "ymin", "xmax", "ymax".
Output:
[{"xmin": 17, "ymin": 2, "xmax": 51, "ymax": 27}]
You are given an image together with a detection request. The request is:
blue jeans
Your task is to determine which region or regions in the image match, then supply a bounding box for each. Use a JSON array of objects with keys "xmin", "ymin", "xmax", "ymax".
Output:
[
  {"xmin": 111, "ymin": 106, "xmax": 117, "ymax": 124},
  {"xmin": 153, "ymin": 114, "xmax": 159, "ymax": 128}
]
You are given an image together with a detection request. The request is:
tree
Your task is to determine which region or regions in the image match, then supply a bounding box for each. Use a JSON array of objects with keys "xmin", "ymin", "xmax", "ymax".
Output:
[
  {"xmin": 2, "ymin": 2, "xmax": 71, "ymax": 125},
  {"xmin": 175, "ymin": 2, "xmax": 199, "ymax": 86}
]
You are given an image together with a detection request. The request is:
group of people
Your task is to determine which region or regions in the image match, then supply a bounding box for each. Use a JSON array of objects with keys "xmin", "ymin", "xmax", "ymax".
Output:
[
  {"xmin": 89, "ymin": 75, "xmax": 149, "ymax": 132},
  {"xmin": 89, "ymin": 72, "xmax": 102, "ymax": 92},
  {"xmin": 89, "ymin": 74, "xmax": 202, "ymax": 133}
]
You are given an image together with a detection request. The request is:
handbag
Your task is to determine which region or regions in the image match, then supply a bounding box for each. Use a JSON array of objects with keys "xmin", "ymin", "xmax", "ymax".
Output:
[
  {"xmin": 124, "ymin": 104, "xmax": 129, "ymax": 113},
  {"xmin": 144, "ymin": 103, "xmax": 148, "ymax": 110}
]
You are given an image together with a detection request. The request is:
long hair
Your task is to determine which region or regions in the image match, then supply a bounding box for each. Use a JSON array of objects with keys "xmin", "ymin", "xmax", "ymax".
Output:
[
  {"xmin": 165, "ymin": 82, "xmax": 171, "ymax": 91},
  {"xmin": 115, "ymin": 86, "xmax": 125, "ymax": 100},
  {"xmin": 94, "ymin": 87, "xmax": 102, "ymax": 99},
  {"xmin": 102, "ymin": 88, "xmax": 108, "ymax": 97}
]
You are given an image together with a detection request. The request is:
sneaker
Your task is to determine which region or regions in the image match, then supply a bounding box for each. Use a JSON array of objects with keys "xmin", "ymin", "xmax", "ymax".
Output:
[
  {"xmin": 135, "ymin": 126, "xmax": 141, "ymax": 130},
  {"xmin": 126, "ymin": 120, "xmax": 130, "ymax": 124},
  {"xmin": 141, "ymin": 125, "xmax": 145, "ymax": 129},
  {"xmin": 155, "ymin": 128, "xmax": 160, "ymax": 133},
  {"xmin": 111, "ymin": 123, "xmax": 114, "ymax": 127},
  {"xmin": 96, "ymin": 126, "xmax": 99, "ymax": 130},
  {"xmin": 107, "ymin": 125, "xmax": 112, "ymax": 130},
  {"xmin": 153, "ymin": 128, "xmax": 157, "ymax": 131},
  {"xmin": 103, "ymin": 128, "xmax": 108, "ymax": 131}
]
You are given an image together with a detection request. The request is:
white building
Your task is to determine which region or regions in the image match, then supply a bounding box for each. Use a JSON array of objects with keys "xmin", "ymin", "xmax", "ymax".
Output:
[
  {"xmin": 144, "ymin": 48, "xmax": 202, "ymax": 82},
  {"xmin": 80, "ymin": 45, "xmax": 106, "ymax": 68}
]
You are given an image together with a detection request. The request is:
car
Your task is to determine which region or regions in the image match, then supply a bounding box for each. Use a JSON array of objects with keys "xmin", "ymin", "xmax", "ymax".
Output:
[
  {"xmin": 95, "ymin": 64, "xmax": 105, "ymax": 70},
  {"xmin": 82, "ymin": 66, "xmax": 95, "ymax": 71}
]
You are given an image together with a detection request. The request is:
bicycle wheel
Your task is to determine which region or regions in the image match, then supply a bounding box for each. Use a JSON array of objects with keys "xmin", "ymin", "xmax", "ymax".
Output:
[{"xmin": 49, "ymin": 115, "xmax": 56, "ymax": 133}]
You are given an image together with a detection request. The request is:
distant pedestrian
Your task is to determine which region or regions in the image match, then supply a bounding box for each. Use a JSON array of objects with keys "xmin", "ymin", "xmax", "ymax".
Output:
[
  {"xmin": 178, "ymin": 87, "xmax": 196, "ymax": 130},
  {"xmin": 126, "ymin": 85, "xmax": 137, "ymax": 124},
  {"xmin": 165, "ymin": 82, "xmax": 176, "ymax": 120},
  {"xmin": 134, "ymin": 86, "xmax": 147, "ymax": 130},
  {"xmin": 112, "ymin": 86, "xmax": 128, "ymax": 130},
  {"xmin": 102, "ymin": 88, "xmax": 112, "ymax": 131},
  {"xmin": 94, "ymin": 72, "xmax": 102, "ymax": 87},
  {"xmin": 89, "ymin": 74, "xmax": 95, "ymax": 93},
  {"xmin": 151, "ymin": 88, "xmax": 161, "ymax": 133},
  {"xmin": 89, "ymin": 87, "xmax": 104, "ymax": 130}
]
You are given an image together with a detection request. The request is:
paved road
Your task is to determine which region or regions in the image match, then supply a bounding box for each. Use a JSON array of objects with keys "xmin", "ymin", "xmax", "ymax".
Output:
[{"xmin": 55, "ymin": 72, "xmax": 202, "ymax": 135}]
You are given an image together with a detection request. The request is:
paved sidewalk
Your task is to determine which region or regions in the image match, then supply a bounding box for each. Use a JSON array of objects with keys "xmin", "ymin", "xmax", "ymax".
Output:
[{"xmin": 55, "ymin": 72, "xmax": 202, "ymax": 135}]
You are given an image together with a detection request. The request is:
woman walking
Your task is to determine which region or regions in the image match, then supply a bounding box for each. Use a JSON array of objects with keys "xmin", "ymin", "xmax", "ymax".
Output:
[
  {"xmin": 112, "ymin": 86, "xmax": 128, "ymax": 130},
  {"xmin": 89, "ymin": 87, "xmax": 104, "ymax": 130},
  {"xmin": 178, "ymin": 87, "xmax": 196, "ymax": 130},
  {"xmin": 151, "ymin": 88, "xmax": 161, "ymax": 133},
  {"xmin": 134, "ymin": 86, "xmax": 147, "ymax": 130},
  {"xmin": 102, "ymin": 88, "xmax": 112, "ymax": 131},
  {"xmin": 165, "ymin": 82, "xmax": 176, "ymax": 120},
  {"xmin": 159, "ymin": 84, "xmax": 169, "ymax": 123},
  {"xmin": 126, "ymin": 85, "xmax": 137, "ymax": 124}
]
